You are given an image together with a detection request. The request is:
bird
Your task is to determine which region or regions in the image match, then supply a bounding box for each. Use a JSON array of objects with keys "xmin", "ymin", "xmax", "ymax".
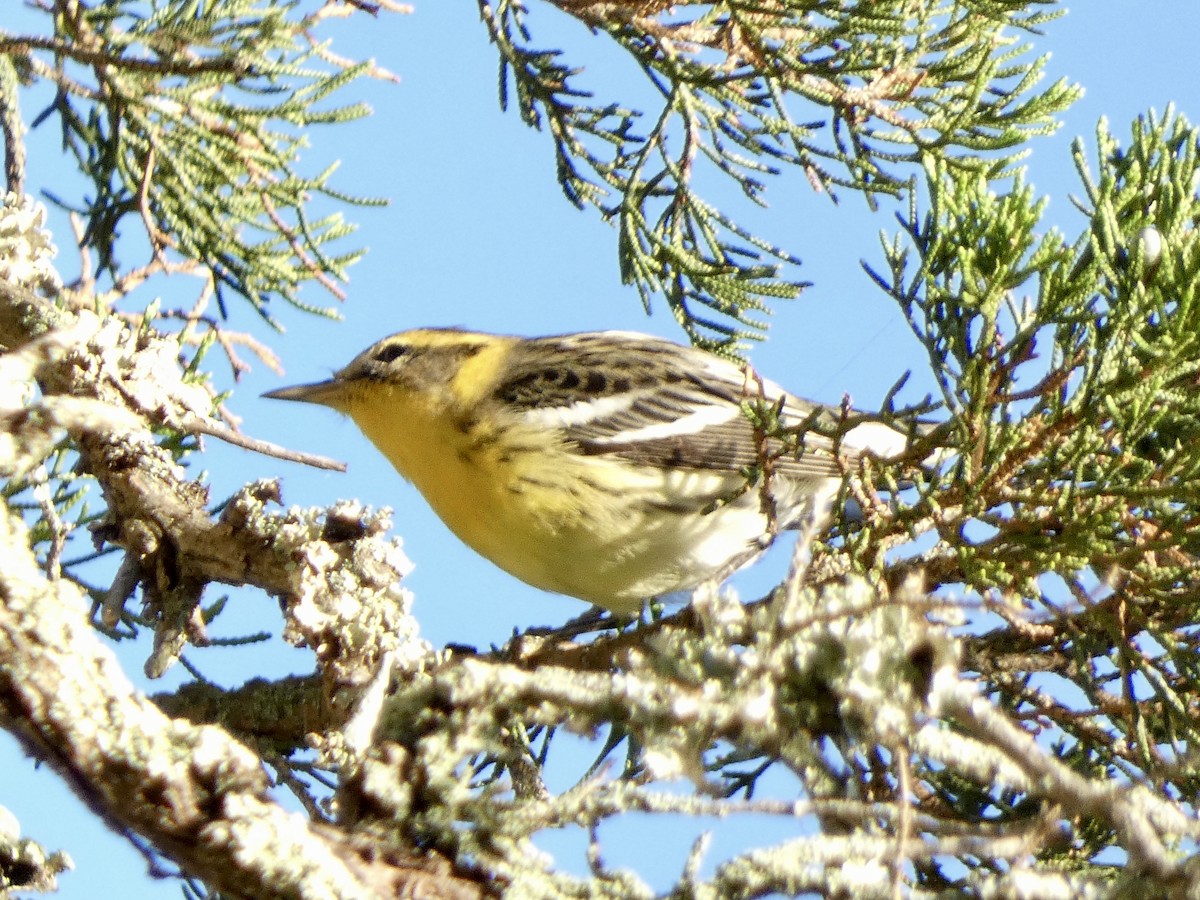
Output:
[{"xmin": 264, "ymin": 328, "xmax": 928, "ymax": 614}]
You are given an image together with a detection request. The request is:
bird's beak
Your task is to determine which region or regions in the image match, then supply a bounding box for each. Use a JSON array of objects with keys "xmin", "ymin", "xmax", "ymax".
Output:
[{"xmin": 262, "ymin": 379, "xmax": 346, "ymax": 408}]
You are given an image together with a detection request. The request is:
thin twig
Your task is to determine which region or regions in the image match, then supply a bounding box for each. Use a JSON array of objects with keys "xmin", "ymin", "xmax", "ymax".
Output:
[
  {"xmin": 179, "ymin": 413, "xmax": 346, "ymax": 472},
  {"xmin": 0, "ymin": 54, "xmax": 25, "ymax": 195}
]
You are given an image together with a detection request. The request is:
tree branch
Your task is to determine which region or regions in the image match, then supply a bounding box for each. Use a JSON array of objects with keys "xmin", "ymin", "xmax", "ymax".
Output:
[{"xmin": 0, "ymin": 507, "xmax": 487, "ymax": 899}]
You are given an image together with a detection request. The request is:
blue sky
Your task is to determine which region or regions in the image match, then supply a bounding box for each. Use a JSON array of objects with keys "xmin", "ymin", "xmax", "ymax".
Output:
[{"xmin": 4, "ymin": 3, "xmax": 1200, "ymax": 896}]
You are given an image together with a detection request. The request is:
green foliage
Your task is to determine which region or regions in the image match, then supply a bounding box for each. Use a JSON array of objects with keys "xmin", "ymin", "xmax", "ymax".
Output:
[
  {"xmin": 861, "ymin": 106, "xmax": 1200, "ymax": 876},
  {"xmin": 14, "ymin": 0, "xmax": 386, "ymax": 322},
  {"xmin": 479, "ymin": 0, "xmax": 1079, "ymax": 350}
]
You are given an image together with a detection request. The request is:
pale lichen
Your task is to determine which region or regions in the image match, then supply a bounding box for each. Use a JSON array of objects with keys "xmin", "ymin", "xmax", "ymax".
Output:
[
  {"xmin": 0, "ymin": 193, "xmax": 60, "ymax": 295},
  {"xmin": 275, "ymin": 500, "xmax": 427, "ymax": 688}
]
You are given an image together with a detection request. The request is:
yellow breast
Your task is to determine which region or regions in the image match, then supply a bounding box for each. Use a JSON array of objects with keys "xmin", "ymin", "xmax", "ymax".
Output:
[
  {"xmin": 344, "ymin": 382, "xmax": 597, "ymax": 586},
  {"xmin": 340, "ymin": 378, "xmax": 769, "ymax": 612}
]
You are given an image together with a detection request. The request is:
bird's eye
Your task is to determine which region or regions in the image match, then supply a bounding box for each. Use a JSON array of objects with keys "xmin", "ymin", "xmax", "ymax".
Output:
[{"xmin": 374, "ymin": 344, "xmax": 410, "ymax": 364}]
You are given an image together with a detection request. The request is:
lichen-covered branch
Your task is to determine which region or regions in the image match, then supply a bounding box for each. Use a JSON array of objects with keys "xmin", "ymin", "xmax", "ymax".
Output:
[{"xmin": 0, "ymin": 506, "xmax": 485, "ymax": 900}]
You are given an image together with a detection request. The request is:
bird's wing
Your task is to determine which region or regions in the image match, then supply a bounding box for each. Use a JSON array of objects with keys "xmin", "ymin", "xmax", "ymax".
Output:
[{"xmin": 493, "ymin": 332, "xmax": 854, "ymax": 480}]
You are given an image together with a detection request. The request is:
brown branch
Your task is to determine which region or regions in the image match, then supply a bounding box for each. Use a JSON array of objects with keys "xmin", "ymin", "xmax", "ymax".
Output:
[
  {"xmin": 260, "ymin": 192, "xmax": 348, "ymax": 302},
  {"xmin": 0, "ymin": 33, "xmax": 254, "ymax": 78},
  {"xmin": 0, "ymin": 55, "xmax": 25, "ymax": 196},
  {"xmin": 152, "ymin": 674, "xmax": 328, "ymax": 753},
  {"xmin": 183, "ymin": 413, "xmax": 346, "ymax": 472}
]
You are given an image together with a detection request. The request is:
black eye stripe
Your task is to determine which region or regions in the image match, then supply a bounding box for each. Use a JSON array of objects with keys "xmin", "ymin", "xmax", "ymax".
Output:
[{"xmin": 374, "ymin": 344, "xmax": 410, "ymax": 364}]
